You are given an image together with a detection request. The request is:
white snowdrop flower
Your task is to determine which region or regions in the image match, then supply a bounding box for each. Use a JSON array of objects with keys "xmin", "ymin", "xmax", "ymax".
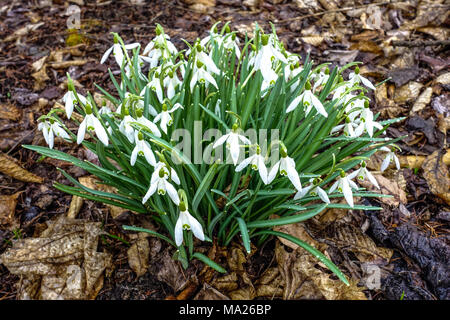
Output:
[
  {"xmin": 38, "ymin": 119, "xmax": 71, "ymax": 149},
  {"xmin": 260, "ymin": 67, "xmax": 278, "ymax": 94},
  {"xmin": 153, "ymin": 103, "xmax": 183, "ymax": 134},
  {"xmin": 267, "ymin": 147, "xmax": 302, "ymax": 192},
  {"xmin": 119, "ymin": 112, "xmax": 136, "ymax": 143},
  {"xmin": 190, "ymin": 61, "xmax": 219, "ymax": 92},
  {"xmin": 235, "ymin": 145, "xmax": 269, "ymax": 184},
  {"xmin": 175, "ymin": 201, "xmax": 205, "ymax": 246},
  {"xmin": 329, "ymin": 172, "xmax": 359, "ymax": 207},
  {"xmin": 286, "ymin": 81, "xmax": 328, "ymax": 117},
  {"xmin": 332, "ymin": 81, "xmax": 354, "ymax": 105},
  {"xmin": 163, "ymin": 70, "xmax": 182, "ymax": 100},
  {"xmin": 130, "ymin": 131, "xmax": 156, "ymax": 166},
  {"xmin": 142, "ymin": 73, "xmax": 164, "ymax": 104},
  {"xmin": 142, "ymin": 162, "xmax": 180, "ymax": 205},
  {"xmin": 330, "ymin": 117, "xmax": 360, "ymax": 138},
  {"xmin": 354, "ymin": 102, "xmax": 383, "ymax": 137},
  {"xmin": 254, "ymin": 35, "xmax": 288, "ymax": 78},
  {"xmin": 101, "ymin": 36, "xmax": 139, "ymax": 67},
  {"xmin": 252, "ymin": 34, "xmax": 287, "ymax": 84},
  {"xmin": 380, "ymin": 146, "xmax": 400, "ymax": 172},
  {"xmin": 213, "ymin": 123, "xmax": 251, "ymax": 166},
  {"xmin": 135, "ymin": 109, "xmax": 161, "ymax": 138},
  {"xmin": 214, "ymin": 99, "xmax": 222, "ymax": 117},
  {"xmin": 312, "ymin": 68, "xmax": 330, "ymax": 92},
  {"xmin": 142, "ymin": 28, "xmax": 177, "ymax": 65},
  {"xmin": 62, "ymin": 90, "xmax": 87, "ymax": 119},
  {"xmin": 343, "ymin": 94, "xmax": 365, "ymax": 122},
  {"xmin": 348, "ymin": 162, "xmax": 379, "ymax": 189},
  {"xmin": 348, "ymin": 66, "xmax": 376, "ymax": 90},
  {"xmin": 294, "ymin": 178, "xmax": 330, "ymax": 204},
  {"xmin": 77, "ymin": 105, "xmax": 108, "ymax": 146},
  {"xmin": 195, "ymin": 46, "xmax": 220, "ymax": 75}
]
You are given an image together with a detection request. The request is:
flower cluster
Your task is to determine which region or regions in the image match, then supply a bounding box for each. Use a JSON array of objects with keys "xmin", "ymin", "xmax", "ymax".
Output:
[{"xmin": 31, "ymin": 23, "xmax": 402, "ymax": 279}]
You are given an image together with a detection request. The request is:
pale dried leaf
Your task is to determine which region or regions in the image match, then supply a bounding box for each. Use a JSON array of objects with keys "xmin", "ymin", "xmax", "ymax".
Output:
[
  {"xmin": 0, "ymin": 152, "xmax": 44, "ymax": 183},
  {"xmin": 0, "ymin": 104, "xmax": 22, "ymax": 121},
  {"xmin": 0, "ymin": 192, "xmax": 21, "ymax": 229},
  {"xmin": 127, "ymin": 233, "xmax": 150, "ymax": 277},
  {"xmin": 411, "ymin": 87, "xmax": 433, "ymax": 114},
  {"xmin": 394, "ymin": 81, "xmax": 424, "ymax": 104},
  {"xmin": 0, "ymin": 216, "xmax": 112, "ymax": 300},
  {"xmin": 422, "ymin": 150, "xmax": 450, "ymax": 205},
  {"xmin": 358, "ymin": 174, "xmax": 407, "ymax": 206}
]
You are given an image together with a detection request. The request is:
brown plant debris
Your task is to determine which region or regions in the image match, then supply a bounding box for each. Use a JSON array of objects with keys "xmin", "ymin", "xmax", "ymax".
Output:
[{"xmin": 0, "ymin": 215, "xmax": 112, "ymax": 299}]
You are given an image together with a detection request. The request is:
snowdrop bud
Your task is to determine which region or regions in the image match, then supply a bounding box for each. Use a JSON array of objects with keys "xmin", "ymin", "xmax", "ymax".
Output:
[
  {"xmin": 339, "ymin": 75, "xmax": 344, "ymax": 83},
  {"xmin": 355, "ymin": 66, "xmax": 360, "ymax": 74},
  {"xmin": 155, "ymin": 26, "xmax": 162, "ymax": 36},
  {"xmin": 138, "ymin": 131, "xmax": 144, "ymax": 141},
  {"xmin": 136, "ymin": 109, "xmax": 143, "ymax": 117},
  {"xmin": 162, "ymin": 103, "xmax": 168, "ymax": 111},
  {"xmin": 361, "ymin": 161, "xmax": 367, "ymax": 168},
  {"xmin": 225, "ymin": 25, "xmax": 231, "ymax": 33},
  {"xmin": 179, "ymin": 201, "xmax": 187, "ymax": 212},
  {"xmin": 305, "ymin": 81, "xmax": 311, "ymax": 90},
  {"xmin": 325, "ymin": 67, "xmax": 330, "ymax": 75},
  {"xmin": 290, "ymin": 64, "xmax": 295, "ymax": 71},
  {"xmin": 251, "ymin": 44, "xmax": 256, "ymax": 52},
  {"xmin": 364, "ymin": 100, "xmax": 369, "ymax": 108},
  {"xmin": 196, "ymin": 60, "xmax": 204, "ymax": 68},
  {"xmin": 85, "ymin": 103, "xmax": 93, "ymax": 114},
  {"xmin": 280, "ymin": 147, "xmax": 287, "ymax": 158},
  {"xmin": 340, "ymin": 170, "xmax": 346, "ymax": 178},
  {"xmin": 232, "ymin": 33, "xmax": 236, "ymax": 41},
  {"xmin": 159, "ymin": 168, "xmax": 166, "ymax": 178},
  {"xmin": 261, "ymin": 34, "xmax": 269, "ymax": 46},
  {"xmin": 232, "ymin": 123, "xmax": 239, "ymax": 131}
]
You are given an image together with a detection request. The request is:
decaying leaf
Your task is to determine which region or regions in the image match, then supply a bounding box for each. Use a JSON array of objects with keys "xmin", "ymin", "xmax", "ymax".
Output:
[
  {"xmin": 67, "ymin": 195, "xmax": 83, "ymax": 219},
  {"xmin": 275, "ymin": 241, "xmax": 367, "ymax": 300},
  {"xmin": 358, "ymin": 173, "xmax": 407, "ymax": 206},
  {"xmin": 0, "ymin": 192, "xmax": 21, "ymax": 229},
  {"xmin": 435, "ymin": 72, "xmax": 450, "ymax": 85},
  {"xmin": 422, "ymin": 150, "xmax": 450, "ymax": 204},
  {"xmin": 394, "ymin": 81, "xmax": 424, "ymax": 104},
  {"xmin": 0, "ymin": 152, "xmax": 44, "ymax": 183},
  {"xmin": 411, "ymin": 87, "xmax": 433, "ymax": 115},
  {"xmin": 0, "ymin": 104, "xmax": 22, "ymax": 121},
  {"xmin": 78, "ymin": 176, "xmax": 129, "ymax": 219},
  {"xmin": 149, "ymin": 247, "xmax": 189, "ymax": 292},
  {"xmin": 127, "ymin": 232, "xmax": 150, "ymax": 277},
  {"xmin": 194, "ymin": 283, "xmax": 230, "ymax": 300},
  {"xmin": 0, "ymin": 215, "xmax": 112, "ymax": 299},
  {"xmin": 324, "ymin": 221, "xmax": 393, "ymax": 262}
]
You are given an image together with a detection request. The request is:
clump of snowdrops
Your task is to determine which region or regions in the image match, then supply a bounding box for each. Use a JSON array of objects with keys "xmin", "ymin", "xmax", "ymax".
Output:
[{"xmin": 26, "ymin": 22, "xmax": 403, "ymax": 284}]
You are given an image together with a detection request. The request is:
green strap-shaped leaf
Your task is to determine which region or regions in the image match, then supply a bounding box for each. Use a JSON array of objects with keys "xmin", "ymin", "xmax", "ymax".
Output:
[
  {"xmin": 236, "ymin": 217, "xmax": 251, "ymax": 253},
  {"xmin": 192, "ymin": 252, "xmax": 226, "ymax": 273},
  {"xmin": 192, "ymin": 161, "xmax": 219, "ymax": 211},
  {"xmin": 122, "ymin": 225, "xmax": 175, "ymax": 246},
  {"xmin": 247, "ymin": 203, "xmax": 327, "ymax": 228}
]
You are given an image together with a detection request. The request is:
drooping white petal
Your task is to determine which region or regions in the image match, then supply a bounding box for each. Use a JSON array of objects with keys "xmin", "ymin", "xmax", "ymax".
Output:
[
  {"xmin": 165, "ymin": 180, "xmax": 180, "ymax": 205},
  {"xmin": 77, "ymin": 118, "xmax": 87, "ymax": 144},
  {"xmin": 100, "ymin": 46, "xmax": 113, "ymax": 64},
  {"xmin": 235, "ymin": 155, "xmax": 253, "ymax": 172},
  {"xmin": 267, "ymin": 161, "xmax": 281, "ymax": 184}
]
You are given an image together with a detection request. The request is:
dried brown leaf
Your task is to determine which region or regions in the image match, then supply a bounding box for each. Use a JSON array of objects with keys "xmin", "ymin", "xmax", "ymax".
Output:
[
  {"xmin": 127, "ymin": 233, "xmax": 150, "ymax": 277},
  {"xmin": 0, "ymin": 104, "xmax": 22, "ymax": 121},
  {"xmin": 358, "ymin": 174, "xmax": 407, "ymax": 206},
  {"xmin": 422, "ymin": 150, "xmax": 450, "ymax": 205},
  {"xmin": 275, "ymin": 241, "xmax": 367, "ymax": 300},
  {"xmin": 0, "ymin": 192, "xmax": 21, "ymax": 229},
  {"xmin": 394, "ymin": 81, "xmax": 424, "ymax": 104},
  {"xmin": 0, "ymin": 152, "xmax": 44, "ymax": 183},
  {"xmin": 411, "ymin": 87, "xmax": 433, "ymax": 114},
  {"xmin": 0, "ymin": 216, "xmax": 112, "ymax": 299}
]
